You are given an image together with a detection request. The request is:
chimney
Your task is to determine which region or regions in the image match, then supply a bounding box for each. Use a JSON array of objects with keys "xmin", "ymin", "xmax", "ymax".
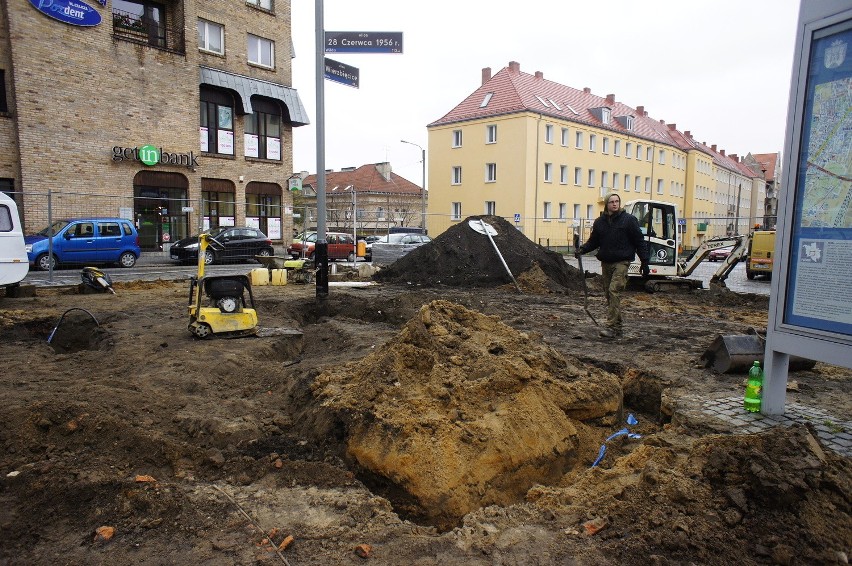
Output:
[
  {"xmin": 606, "ymin": 94, "xmax": 615, "ymax": 104},
  {"xmin": 659, "ymin": 119, "xmax": 665, "ymax": 124},
  {"xmin": 636, "ymin": 105, "xmax": 644, "ymax": 115},
  {"xmin": 711, "ymin": 144, "xmax": 717, "ymax": 152},
  {"xmin": 583, "ymin": 87, "xmax": 591, "ymax": 94},
  {"xmin": 508, "ymin": 61, "xmax": 520, "ymax": 74},
  {"xmin": 667, "ymin": 123, "xmax": 676, "ymax": 130},
  {"xmin": 482, "ymin": 67, "xmax": 492, "ymax": 85},
  {"xmin": 720, "ymin": 149, "xmax": 726, "ymax": 156},
  {"xmin": 534, "ymin": 71, "xmax": 543, "ymax": 79},
  {"xmin": 375, "ymin": 161, "xmax": 392, "ymax": 181},
  {"xmin": 731, "ymin": 153, "xmax": 738, "ymax": 161},
  {"xmin": 684, "ymin": 130, "xmax": 691, "ymax": 138}
]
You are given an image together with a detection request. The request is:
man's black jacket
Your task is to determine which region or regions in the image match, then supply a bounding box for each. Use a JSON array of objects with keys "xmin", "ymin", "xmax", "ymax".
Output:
[{"xmin": 579, "ymin": 209, "xmax": 650, "ymax": 264}]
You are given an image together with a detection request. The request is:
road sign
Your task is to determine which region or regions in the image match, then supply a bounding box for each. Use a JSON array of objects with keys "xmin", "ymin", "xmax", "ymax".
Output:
[
  {"xmin": 514, "ymin": 213, "xmax": 521, "ymax": 223},
  {"xmin": 324, "ymin": 58, "xmax": 359, "ymax": 88},
  {"xmin": 325, "ymin": 32, "xmax": 403, "ymax": 54}
]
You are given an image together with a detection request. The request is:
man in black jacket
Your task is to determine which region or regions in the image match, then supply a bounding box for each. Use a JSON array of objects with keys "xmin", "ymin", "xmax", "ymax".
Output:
[{"xmin": 575, "ymin": 193, "xmax": 650, "ymax": 338}]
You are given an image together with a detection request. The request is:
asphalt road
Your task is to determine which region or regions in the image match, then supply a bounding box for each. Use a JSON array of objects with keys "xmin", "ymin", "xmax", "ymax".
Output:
[{"xmin": 21, "ymin": 250, "xmax": 772, "ymax": 296}]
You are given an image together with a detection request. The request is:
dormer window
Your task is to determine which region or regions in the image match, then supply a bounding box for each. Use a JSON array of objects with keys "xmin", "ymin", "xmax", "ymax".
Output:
[
  {"xmin": 615, "ymin": 115, "xmax": 635, "ymax": 131},
  {"xmin": 601, "ymin": 107, "xmax": 611, "ymax": 124}
]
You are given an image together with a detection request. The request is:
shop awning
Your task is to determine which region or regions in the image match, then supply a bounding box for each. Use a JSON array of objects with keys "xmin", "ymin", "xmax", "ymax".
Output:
[{"xmin": 199, "ymin": 67, "xmax": 310, "ymax": 126}]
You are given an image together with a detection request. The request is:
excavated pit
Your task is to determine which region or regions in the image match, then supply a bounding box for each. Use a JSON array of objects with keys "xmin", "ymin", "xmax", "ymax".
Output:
[{"xmin": 311, "ymin": 299, "xmax": 625, "ymax": 529}]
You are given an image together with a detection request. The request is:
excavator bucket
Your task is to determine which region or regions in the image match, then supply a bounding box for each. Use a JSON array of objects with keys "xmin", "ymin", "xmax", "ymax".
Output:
[{"xmin": 701, "ymin": 328, "xmax": 817, "ymax": 374}]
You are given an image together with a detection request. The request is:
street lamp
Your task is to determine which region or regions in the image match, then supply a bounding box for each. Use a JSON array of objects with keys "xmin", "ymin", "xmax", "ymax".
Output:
[
  {"xmin": 344, "ymin": 185, "xmax": 357, "ymax": 267},
  {"xmin": 400, "ymin": 139, "xmax": 426, "ymax": 233}
]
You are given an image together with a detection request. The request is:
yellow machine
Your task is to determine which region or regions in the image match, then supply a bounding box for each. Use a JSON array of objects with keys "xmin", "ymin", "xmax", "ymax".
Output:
[
  {"xmin": 187, "ymin": 234, "xmax": 258, "ymax": 339},
  {"xmin": 746, "ymin": 230, "xmax": 776, "ymax": 280}
]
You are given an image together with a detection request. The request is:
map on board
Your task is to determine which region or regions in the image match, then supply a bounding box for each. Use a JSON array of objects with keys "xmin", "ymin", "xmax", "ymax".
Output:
[{"xmin": 801, "ymin": 75, "xmax": 852, "ymax": 229}]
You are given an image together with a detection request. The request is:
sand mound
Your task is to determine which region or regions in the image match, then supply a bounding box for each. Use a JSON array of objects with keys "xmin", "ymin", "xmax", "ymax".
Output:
[
  {"xmin": 312, "ymin": 299, "xmax": 622, "ymax": 528},
  {"xmin": 374, "ymin": 215, "xmax": 584, "ymax": 291}
]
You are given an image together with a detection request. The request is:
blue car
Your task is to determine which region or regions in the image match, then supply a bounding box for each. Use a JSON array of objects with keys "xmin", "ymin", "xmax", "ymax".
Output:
[{"xmin": 25, "ymin": 218, "xmax": 141, "ymax": 271}]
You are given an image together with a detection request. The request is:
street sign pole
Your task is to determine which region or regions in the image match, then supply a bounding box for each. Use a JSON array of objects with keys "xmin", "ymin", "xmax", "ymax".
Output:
[{"xmin": 314, "ymin": 0, "xmax": 328, "ymax": 299}]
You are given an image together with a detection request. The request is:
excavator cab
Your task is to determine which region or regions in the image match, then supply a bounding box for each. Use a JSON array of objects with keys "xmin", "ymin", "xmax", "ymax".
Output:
[{"xmin": 624, "ymin": 199, "xmax": 679, "ymax": 277}]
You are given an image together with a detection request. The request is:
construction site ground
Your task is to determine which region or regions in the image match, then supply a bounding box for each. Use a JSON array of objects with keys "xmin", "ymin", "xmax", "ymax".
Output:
[{"xmin": 1, "ymin": 216, "xmax": 849, "ymax": 565}]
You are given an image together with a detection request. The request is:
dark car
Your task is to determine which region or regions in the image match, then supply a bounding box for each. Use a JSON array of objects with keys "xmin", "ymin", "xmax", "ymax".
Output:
[
  {"xmin": 25, "ymin": 218, "xmax": 141, "ymax": 271},
  {"xmin": 169, "ymin": 226, "xmax": 274, "ymax": 265}
]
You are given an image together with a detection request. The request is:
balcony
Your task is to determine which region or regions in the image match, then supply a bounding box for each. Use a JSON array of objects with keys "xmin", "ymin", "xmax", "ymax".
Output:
[
  {"xmin": 696, "ymin": 223, "xmax": 708, "ymax": 232},
  {"xmin": 112, "ymin": 7, "xmax": 185, "ymax": 54}
]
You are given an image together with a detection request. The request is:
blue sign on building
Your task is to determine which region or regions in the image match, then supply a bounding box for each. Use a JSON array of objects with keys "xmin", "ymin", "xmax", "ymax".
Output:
[{"xmin": 30, "ymin": 0, "xmax": 102, "ymax": 27}]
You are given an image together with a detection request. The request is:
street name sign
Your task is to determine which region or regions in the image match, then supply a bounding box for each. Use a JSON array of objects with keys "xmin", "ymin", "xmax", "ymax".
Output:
[
  {"xmin": 324, "ymin": 32, "xmax": 403, "ymax": 54},
  {"xmin": 324, "ymin": 58, "xmax": 359, "ymax": 88}
]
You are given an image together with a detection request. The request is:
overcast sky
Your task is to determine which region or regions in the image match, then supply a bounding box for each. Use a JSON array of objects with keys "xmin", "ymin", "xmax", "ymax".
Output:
[{"xmin": 290, "ymin": 0, "xmax": 801, "ymax": 186}]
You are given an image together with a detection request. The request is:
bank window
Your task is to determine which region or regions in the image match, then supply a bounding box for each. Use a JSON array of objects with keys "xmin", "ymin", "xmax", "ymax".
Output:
[
  {"xmin": 452, "ymin": 130, "xmax": 462, "ymax": 148},
  {"xmin": 244, "ymin": 99, "xmax": 282, "ymax": 160},
  {"xmin": 197, "ymin": 19, "xmax": 224, "ymax": 54},
  {"xmin": 486, "ymin": 124, "xmax": 497, "ymax": 144},
  {"xmin": 200, "ymin": 87, "xmax": 235, "ymax": 156},
  {"xmin": 452, "ymin": 166, "xmax": 462, "ymax": 185},
  {"xmin": 247, "ymin": 0, "xmax": 273, "ymax": 10},
  {"xmin": 113, "ymin": 0, "xmax": 166, "ymax": 48},
  {"xmin": 486, "ymin": 163, "xmax": 497, "ymax": 182},
  {"xmin": 451, "ymin": 202, "xmax": 462, "ymax": 221},
  {"xmin": 248, "ymin": 34, "xmax": 274, "ymax": 68}
]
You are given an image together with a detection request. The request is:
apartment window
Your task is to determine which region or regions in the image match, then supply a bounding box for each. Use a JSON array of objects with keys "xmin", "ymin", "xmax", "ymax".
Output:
[
  {"xmin": 657, "ymin": 179, "xmax": 664, "ymax": 195},
  {"xmin": 589, "ymin": 134, "xmax": 597, "ymax": 152},
  {"xmin": 614, "ymin": 140, "xmax": 621, "ymax": 156},
  {"xmin": 574, "ymin": 167, "xmax": 582, "ymax": 185},
  {"xmin": 560, "ymin": 165, "xmax": 568, "ymax": 184},
  {"xmin": 645, "ymin": 178, "xmax": 651, "ymax": 193},
  {"xmin": 573, "ymin": 204, "xmax": 581, "ymax": 220},
  {"xmin": 377, "ymin": 206, "xmax": 385, "ymax": 220},
  {"xmin": 559, "ymin": 203, "xmax": 567, "ymax": 220},
  {"xmin": 247, "ymin": 0, "xmax": 273, "ymax": 9},
  {"xmin": 575, "ymin": 131, "xmax": 583, "ymax": 149},
  {"xmin": 586, "ymin": 205, "xmax": 594, "ymax": 219},
  {"xmin": 113, "ymin": 0, "xmax": 166, "ymax": 48},
  {"xmin": 646, "ymin": 147, "xmax": 653, "ymax": 161},
  {"xmin": 561, "ymin": 128, "xmax": 569, "ymax": 146},
  {"xmin": 452, "ymin": 166, "xmax": 462, "ymax": 185},
  {"xmin": 545, "ymin": 124, "xmax": 554, "ymax": 144},
  {"xmin": 636, "ymin": 144, "xmax": 642, "ymax": 159},
  {"xmin": 452, "ymin": 130, "xmax": 463, "ymax": 148},
  {"xmin": 486, "ymin": 124, "xmax": 497, "ymax": 144},
  {"xmin": 613, "ymin": 173, "xmax": 620, "ymax": 190},
  {"xmin": 200, "ymin": 86, "xmax": 235, "ymax": 155},
  {"xmin": 624, "ymin": 174, "xmax": 631, "ymax": 191},
  {"xmin": 625, "ymin": 142, "xmax": 632, "ymax": 158},
  {"xmin": 544, "ymin": 163, "xmax": 553, "ymax": 183},
  {"xmin": 248, "ymin": 34, "xmax": 274, "ymax": 67},
  {"xmin": 601, "ymin": 171, "xmax": 609, "ymax": 189},
  {"xmin": 635, "ymin": 176, "xmax": 641, "ymax": 192},
  {"xmin": 588, "ymin": 169, "xmax": 596, "ymax": 187},
  {"xmin": 602, "ymin": 137, "xmax": 610, "ymax": 154},
  {"xmin": 244, "ymin": 98, "xmax": 282, "ymax": 160},
  {"xmin": 451, "ymin": 202, "xmax": 462, "ymax": 221},
  {"xmin": 197, "ymin": 19, "xmax": 223, "ymax": 54},
  {"xmin": 0, "ymin": 70, "xmax": 6, "ymax": 113},
  {"xmin": 543, "ymin": 202, "xmax": 552, "ymax": 220},
  {"xmin": 486, "ymin": 163, "xmax": 497, "ymax": 182},
  {"xmin": 485, "ymin": 201, "xmax": 496, "ymax": 215},
  {"xmin": 659, "ymin": 149, "xmax": 666, "ymax": 165}
]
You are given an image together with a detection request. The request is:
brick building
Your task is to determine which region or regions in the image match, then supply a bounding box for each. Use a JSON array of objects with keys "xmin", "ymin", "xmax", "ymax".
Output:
[{"xmin": 0, "ymin": 0, "xmax": 307, "ymax": 250}]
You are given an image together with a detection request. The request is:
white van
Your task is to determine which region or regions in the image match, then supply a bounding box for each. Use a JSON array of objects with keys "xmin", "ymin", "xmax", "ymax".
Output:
[{"xmin": 0, "ymin": 193, "xmax": 29, "ymax": 286}]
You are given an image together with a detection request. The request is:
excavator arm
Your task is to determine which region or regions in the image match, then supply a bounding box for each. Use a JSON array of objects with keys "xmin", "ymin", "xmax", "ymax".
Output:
[{"xmin": 676, "ymin": 234, "xmax": 752, "ymax": 286}]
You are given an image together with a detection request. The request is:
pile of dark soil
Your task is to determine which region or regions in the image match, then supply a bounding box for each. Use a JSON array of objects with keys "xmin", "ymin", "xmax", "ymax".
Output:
[{"xmin": 374, "ymin": 215, "xmax": 584, "ymax": 292}]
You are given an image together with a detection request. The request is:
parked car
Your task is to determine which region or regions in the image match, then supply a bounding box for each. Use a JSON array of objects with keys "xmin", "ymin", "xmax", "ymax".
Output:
[
  {"xmin": 365, "ymin": 233, "xmax": 432, "ymax": 262},
  {"xmin": 25, "ymin": 218, "xmax": 141, "ymax": 271},
  {"xmin": 287, "ymin": 231, "xmax": 356, "ymax": 261},
  {"xmin": 169, "ymin": 226, "xmax": 274, "ymax": 265},
  {"xmin": 708, "ymin": 247, "xmax": 733, "ymax": 262}
]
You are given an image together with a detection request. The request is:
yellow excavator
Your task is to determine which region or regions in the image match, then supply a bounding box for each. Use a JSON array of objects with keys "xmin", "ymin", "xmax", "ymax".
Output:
[{"xmin": 187, "ymin": 234, "xmax": 258, "ymax": 338}]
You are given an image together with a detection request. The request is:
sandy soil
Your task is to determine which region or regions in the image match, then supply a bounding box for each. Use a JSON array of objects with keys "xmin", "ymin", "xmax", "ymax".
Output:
[{"xmin": 1, "ymin": 218, "xmax": 850, "ymax": 565}]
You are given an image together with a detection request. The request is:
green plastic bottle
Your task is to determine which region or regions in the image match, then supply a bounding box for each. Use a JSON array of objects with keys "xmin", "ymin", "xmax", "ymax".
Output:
[{"xmin": 744, "ymin": 361, "xmax": 763, "ymax": 413}]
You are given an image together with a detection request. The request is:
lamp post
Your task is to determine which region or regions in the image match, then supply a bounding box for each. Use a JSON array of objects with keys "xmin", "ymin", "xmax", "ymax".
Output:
[
  {"xmin": 400, "ymin": 139, "xmax": 426, "ymax": 233},
  {"xmin": 345, "ymin": 185, "xmax": 357, "ymax": 267}
]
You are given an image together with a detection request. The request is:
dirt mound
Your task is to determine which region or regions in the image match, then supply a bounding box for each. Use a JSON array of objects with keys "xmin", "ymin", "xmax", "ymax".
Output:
[
  {"xmin": 312, "ymin": 299, "xmax": 622, "ymax": 529},
  {"xmin": 374, "ymin": 215, "xmax": 584, "ymax": 291}
]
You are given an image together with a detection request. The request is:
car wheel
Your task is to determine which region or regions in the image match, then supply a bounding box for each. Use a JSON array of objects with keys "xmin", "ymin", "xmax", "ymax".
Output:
[
  {"xmin": 36, "ymin": 253, "xmax": 56, "ymax": 271},
  {"xmin": 746, "ymin": 270, "xmax": 755, "ymax": 280},
  {"xmin": 118, "ymin": 251, "xmax": 137, "ymax": 268},
  {"xmin": 257, "ymin": 248, "xmax": 272, "ymax": 258},
  {"xmin": 204, "ymin": 249, "xmax": 215, "ymax": 265}
]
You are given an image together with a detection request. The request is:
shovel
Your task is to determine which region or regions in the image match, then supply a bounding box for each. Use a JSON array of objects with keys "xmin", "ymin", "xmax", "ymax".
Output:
[{"xmin": 574, "ymin": 234, "xmax": 598, "ymax": 326}]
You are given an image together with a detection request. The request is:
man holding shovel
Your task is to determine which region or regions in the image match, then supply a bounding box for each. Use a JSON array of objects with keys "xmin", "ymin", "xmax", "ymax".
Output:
[{"xmin": 575, "ymin": 193, "xmax": 650, "ymax": 338}]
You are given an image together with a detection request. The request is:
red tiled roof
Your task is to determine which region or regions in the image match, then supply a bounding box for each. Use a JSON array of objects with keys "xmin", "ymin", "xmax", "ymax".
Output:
[
  {"xmin": 752, "ymin": 152, "xmax": 779, "ymax": 180},
  {"xmin": 303, "ymin": 163, "xmax": 421, "ymax": 195}
]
